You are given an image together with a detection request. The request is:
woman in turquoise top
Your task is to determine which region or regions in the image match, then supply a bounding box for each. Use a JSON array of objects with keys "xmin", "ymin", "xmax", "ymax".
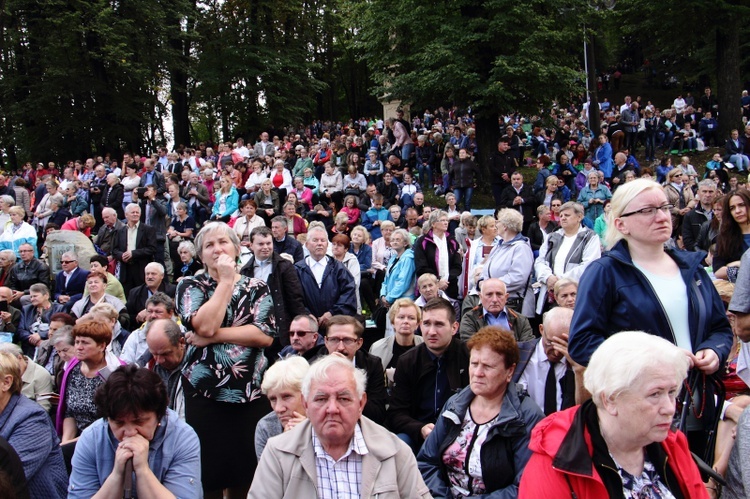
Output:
[
  {"xmin": 578, "ymin": 170, "xmax": 612, "ymax": 225},
  {"xmin": 210, "ymin": 176, "xmax": 239, "ymax": 222}
]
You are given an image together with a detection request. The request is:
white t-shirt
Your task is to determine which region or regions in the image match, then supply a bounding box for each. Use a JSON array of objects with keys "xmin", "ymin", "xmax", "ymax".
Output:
[
  {"xmin": 634, "ymin": 263, "xmax": 691, "ymax": 351},
  {"xmin": 552, "ymin": 234, "xmax": 577, "ymax": 276},
  {"xmin": 434, "ymin": 233, "xmax": 449, "ymax": 281}
]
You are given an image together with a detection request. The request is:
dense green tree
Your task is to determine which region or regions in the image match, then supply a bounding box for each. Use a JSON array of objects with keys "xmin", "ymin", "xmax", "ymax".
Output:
[
  {"xmin": 615, "ymin": 0, "xmax": 750, "ymax": 140},
  {"xmin": 359, "ymin": 0, "xmax": 589, "ymax": 170}
]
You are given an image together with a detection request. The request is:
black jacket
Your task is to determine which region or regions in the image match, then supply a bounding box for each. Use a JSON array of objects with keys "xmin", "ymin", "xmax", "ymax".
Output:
[
  {"xmin": 514, "ymin": 338, "xmax": 576, "ymax": 413},
  {"xmin": 386, "ymin": 339, "xmax": 470, "ymax": 444},
  {"xmin": 126, "ymin": 281, "xmax": 177, "ymax": 331},
  {"xmin": 413, "ymin": 230, "xmax": 462, "ymax": 299},
  {"xmin": 112, "ymin": 223, "xmax": 158, "ymax": 292},
  {"xmin": 500, "ymin": 184, "xmax": 537, "ymax": 229},
  {"xmin": 7, "ymin": 260, "xmax": 50, "ymax": 294},
  {"xmin": 273, "ymin": 236, "xmax": 304, "ymax": 263},
  {"xmin": 488, "ymin": 151, "xmax": 517, "ymax": 185},
  {"xmin": 681, "ymin": 205, "xmax": 712, "ymax": 252},
  {"xmin": 240, "ymin": 253, "xmax": 308, "ymax": 349},
  {"xmin": 102, "ymin": 183, "xmax": 125, "ymax": 220}
]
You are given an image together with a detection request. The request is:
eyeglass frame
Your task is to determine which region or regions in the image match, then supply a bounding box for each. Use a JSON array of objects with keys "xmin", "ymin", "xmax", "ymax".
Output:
[{"xmin": 619, "ymin": 204, "xmax": 673, "ymax": 218}]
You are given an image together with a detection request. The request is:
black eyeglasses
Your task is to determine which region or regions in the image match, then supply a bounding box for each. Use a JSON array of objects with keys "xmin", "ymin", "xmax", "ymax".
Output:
[
  {"xmin": 60, "ymin": 260, "xmax": 75, "ymax": 264},
  {"xmin": 620, "ymin": 204, "xmax": 673, "ymax": 218},
  {"xmin": 290, "ymin": 330, "xmax": 315, "ymax": 337}
]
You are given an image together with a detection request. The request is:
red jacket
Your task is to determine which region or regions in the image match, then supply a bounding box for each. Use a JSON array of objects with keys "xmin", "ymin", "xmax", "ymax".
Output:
[{"xmin": 519, "ymin": 402, "xmax": 708, "ymax": 499}]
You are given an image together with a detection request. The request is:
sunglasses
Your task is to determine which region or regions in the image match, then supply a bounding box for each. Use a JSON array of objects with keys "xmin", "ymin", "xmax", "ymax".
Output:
[{"xmin": 290, "ymin": 330, "xmax": 314, "ymax": 337}]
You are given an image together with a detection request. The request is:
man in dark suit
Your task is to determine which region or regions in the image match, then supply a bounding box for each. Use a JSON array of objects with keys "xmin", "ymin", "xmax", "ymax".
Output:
[
  {"xmin": 514, "ymin": 306, "xmax": 577, "ymax": 416},
  {"xmin": 53, "ymin": 251, "xmax": 89, "ymax": 311},
  {"xmin": 139, "ymin": 159, "xmax": 166, "ymax": 196},
  {"xmin": 112, "ymin": 204, "xmax": 157, "ymax": 296},
  {"xmin": 126, "ymin": 262, "xmax": 176, "ymax": 331},
  {"xmin": 138, "ymin": 184, "xmax": 168, "ymax": 268},
  {"xmin": 500, "ymin": 171, "xmax": 537, "ymax": 235},
  {"xmin": 239, "ymin": 226, "xmax": 307, "ymax": 357}
]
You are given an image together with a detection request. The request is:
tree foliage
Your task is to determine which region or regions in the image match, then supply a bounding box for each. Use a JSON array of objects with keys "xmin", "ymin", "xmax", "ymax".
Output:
[{"xmin": 614, "ymin": 0, "xmax": 750, "ymax": 139}]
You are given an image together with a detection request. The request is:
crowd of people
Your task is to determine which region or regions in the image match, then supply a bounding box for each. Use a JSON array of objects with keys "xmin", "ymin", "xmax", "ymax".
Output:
[{"xmin": 0, "ymin": 84, "xmax": 749, "ymax": 497}]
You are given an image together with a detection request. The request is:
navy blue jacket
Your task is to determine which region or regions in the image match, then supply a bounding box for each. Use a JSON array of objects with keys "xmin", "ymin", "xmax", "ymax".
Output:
[
  {"xmin": 294, "ymin": 257, "xmax": 357, "ymax": 318},
  {"xmin": 53, "ymin": 268, "xmax": 89, "ymax": 306},
  {"xmin": 568, "ymin": 240, "xmax": 733, "ymax": 367}
]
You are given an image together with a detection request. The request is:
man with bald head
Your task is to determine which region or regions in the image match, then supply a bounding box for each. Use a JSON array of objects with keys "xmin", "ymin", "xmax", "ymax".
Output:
[
  {"xmin": 146, "ymin": 318, "xmax": 187, "ymax": 413},
  {"xmin": 459, "ymin": 278, "xmax": 534, "ymax": 342},
  {"xmin": 514, "ymin": 306, "xmax": 577, "ymax": 415}
]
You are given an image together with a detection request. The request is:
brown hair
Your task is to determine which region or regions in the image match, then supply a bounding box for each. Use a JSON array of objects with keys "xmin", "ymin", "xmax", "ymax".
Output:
[
  {"xmin": 72, "ymin": 319, "xmax": 112, "ymax": 346},
  {"xmin": 466, "ymin": 326, "xmax": 520, "ymax": 369}
]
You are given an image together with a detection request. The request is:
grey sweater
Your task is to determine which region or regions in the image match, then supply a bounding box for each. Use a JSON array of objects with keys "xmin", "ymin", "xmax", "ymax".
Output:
[
  {"xmin": 724, "ymin": 406, "xmax": 750, "ymax": 498},
  {"xmin": 254, "ymin": 411, "xmax": 284, "ymax": 460}
]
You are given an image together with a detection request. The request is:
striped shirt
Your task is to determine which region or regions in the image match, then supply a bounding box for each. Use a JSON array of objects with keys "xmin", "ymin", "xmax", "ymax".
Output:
[{"xmin": 312, "ymin": 423, "xmax": 368, "ymax": 499}]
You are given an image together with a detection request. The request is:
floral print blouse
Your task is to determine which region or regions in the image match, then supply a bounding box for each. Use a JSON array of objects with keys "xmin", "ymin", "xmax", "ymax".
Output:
[{"xmin": 177, "ymin": 273, "xmax": 276, "ymax": 403}]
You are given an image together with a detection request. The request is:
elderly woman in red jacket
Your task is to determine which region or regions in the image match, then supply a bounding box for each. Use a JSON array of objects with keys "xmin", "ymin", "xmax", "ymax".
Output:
[{"xmin": 519, "ymin": 331, "xmax": 707, "ymax": 499}]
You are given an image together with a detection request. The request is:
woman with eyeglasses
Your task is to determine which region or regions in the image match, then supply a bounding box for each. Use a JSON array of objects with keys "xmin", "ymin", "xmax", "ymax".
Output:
[{"xmin": 568, "ymin": 178, "xmax": 732, "ymax": 398}]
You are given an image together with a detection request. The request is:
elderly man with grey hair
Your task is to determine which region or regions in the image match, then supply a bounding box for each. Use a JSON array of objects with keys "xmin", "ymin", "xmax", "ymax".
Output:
[
  {"xmin": 0, "ymin": 341, "xmax": 54, "ymax": 412},
  {"xmin": 93, "ymin": 207, "xmax": 124, "ymax": 257},
  {"xmin": 294, "ymin": 225, "xmax": 356, "ymax": 329},
  {"xmin": 127, "ymin": 261, "xmax": 176, "ymax": 330},
  {"xmin": 112, "ymin": 203, "xmax": 158, "ymax": 295},
  {"xmin": 682, "ymin": 178, "xmax": 717, "ymax": 252},
  {"xmin": 514, "ymin": 306, "xmax": 578, "ymax": 416},
  {"xmin": 249, "ymin": 355, "xmax": 431, "ymax": 498},
  {"xmin": 53, "ymin": 251, "xmax": 89, "ymax": 310}
]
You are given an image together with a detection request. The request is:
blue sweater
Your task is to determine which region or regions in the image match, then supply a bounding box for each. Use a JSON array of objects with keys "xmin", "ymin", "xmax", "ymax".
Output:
[
  {"xmin": 380, "ymin": 249, "xmax": 416, "ymax": 302},
  {"xmin": 69, "ymin": 409, "xmax": 202, "ymax": 498},
  {"xmin": 0, "ymin": 394, "xmax": 68, "ymax": 497}
]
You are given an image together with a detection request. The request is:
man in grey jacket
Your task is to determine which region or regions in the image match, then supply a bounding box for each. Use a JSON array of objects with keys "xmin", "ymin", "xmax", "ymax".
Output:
[{"xmin": 248, "ymin": 355, "xmax": 431, "ymax": 499}]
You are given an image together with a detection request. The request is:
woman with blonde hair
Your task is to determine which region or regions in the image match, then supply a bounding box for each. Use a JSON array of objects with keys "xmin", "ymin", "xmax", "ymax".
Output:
[{"xmin": 569, "ymin": 179, "xmax": 732, "ymax": 420}]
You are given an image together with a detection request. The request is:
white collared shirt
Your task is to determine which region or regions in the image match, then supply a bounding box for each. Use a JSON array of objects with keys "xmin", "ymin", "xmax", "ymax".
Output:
[
  {"xmin": 307, "ymin": 255, "xmax": 328, "ymax": 287},
  {"xmin": 518, "ymin": 339, "xmax": 568, "ymax": 412},
  {"xmin": 253, "ymin": 257, "xmax": 272, "ymax": 283}
]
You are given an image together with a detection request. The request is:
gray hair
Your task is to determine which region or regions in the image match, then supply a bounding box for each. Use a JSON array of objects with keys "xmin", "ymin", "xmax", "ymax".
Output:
[
  {"xmin": 0, "ymin": 343, "xmax": 22, "ymax": 357},
  {"xmin": 61, "ymin": 251, "xmax": 77, "ymax": 262},
  {"xmin": 307, "ymin": 224, "xmax": 329, "ymax": 240},
  {"xmin": 29, "ymin": 283, "xmax": 49, "ymax": 296},
  {"xmin": 302, "ymin": 355, "xmax": 367, "ymax": 400},
  {"xmin": 101, "ymin": 207, "xmax": 117, "ymax": 217},
  {"xmin": 542, "ymin": 306, "xmax": 573, "ymax": 332},
  {"xmin": 379, "ymin": 220, "xmax": 395, "ymax": 232},
  {"xmin": 261, "ymin": 356, "xmax": 310, "ymax": 395},
  {"xmin": 390, "ymin": 228, "xmax": 411, "ymax": 248},
  {"xmin": 177, "ymin": 240, "xmax": 197, "ymax": 258},
  {"xmin": 584, "ymin": 331, "xmax": 689, "ymax": 408},
  {"xmin": 428, "ymin": 209, "xmax": 448, "ymax": 227},
  {"xmin": 145, "ymin": 262, "xmax": 165, "ymax": 275},
  {"xmin": 559, "ymin": 201, "xmax": 584, "ymax": 217},
  {"xmin": 0, "ymin": 250, "xmax": 15, "ymax": 261},
  {"xmin": 0, "ymin": 195, "xmax": 14, "ymax": 207},
  {"xmin": 145, "ymin": 292, "xmax": 175, "ymax": 314},
  {"xmin": 176, "ymin": 201, "xmax": 189, "ymax": 213},
  {"xmin": 194, "ymin": 222, "xmax": 241, "ymax": 262},
  {"xmin": 125, "ymin": 203, "xmax": 141, "ymax": 215},
  {"xmin": 495, "ymin": 208, "xmax": 524, "ymax": 234},
  {"xmin": 698, "ymin": 179, "xmax": 717, "ymax": 190},
  {"xmin": 51, "ymin": 326, "xmax": 74, "ymax": 347}
]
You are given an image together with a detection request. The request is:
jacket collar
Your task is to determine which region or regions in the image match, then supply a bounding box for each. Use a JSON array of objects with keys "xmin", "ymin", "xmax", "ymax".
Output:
[{"xmin": 606, "ymin": 239, "xmax": 704, "ymax": 275}]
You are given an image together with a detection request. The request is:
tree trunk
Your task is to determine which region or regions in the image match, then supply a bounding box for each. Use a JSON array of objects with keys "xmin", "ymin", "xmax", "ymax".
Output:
[
  {"xmin": 716, "ymin": 22, "xmax": 741, "ymax": 143},
  {"xmin": 474, "ymin": 109, "xmax": 500, "ymax": 184}
]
